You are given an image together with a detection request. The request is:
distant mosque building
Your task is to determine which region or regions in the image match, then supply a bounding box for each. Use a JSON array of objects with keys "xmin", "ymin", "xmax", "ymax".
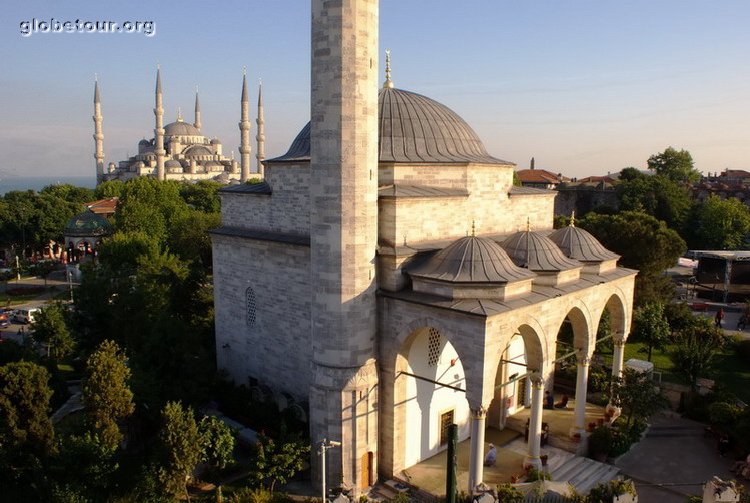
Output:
[{"xmin": 92, "ymin": 69, "xmax": 265, "ymax": 184}]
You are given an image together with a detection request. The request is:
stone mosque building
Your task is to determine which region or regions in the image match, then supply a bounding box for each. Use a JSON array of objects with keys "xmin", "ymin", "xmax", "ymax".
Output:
[
  {"xmin": 211, "ymin": 0, "xmax": 636, "ymax": 495},
  {"xmin": 92, "ymin": 70, "xmax": 265, "ymax": 184}
]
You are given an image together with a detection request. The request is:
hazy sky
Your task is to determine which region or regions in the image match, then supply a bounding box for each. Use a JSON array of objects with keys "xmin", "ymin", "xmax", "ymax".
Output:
[{"xmin": 1, "ymin": 0, "xmax": 748, "ymax": 180}]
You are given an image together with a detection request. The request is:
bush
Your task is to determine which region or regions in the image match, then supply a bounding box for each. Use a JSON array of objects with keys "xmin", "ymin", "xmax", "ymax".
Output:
[
  {"xmin": 709, "ymin": 401, "xmax": 742, "ymax": 427},
  {"xmin": 496, "ymin": 483, "xmax": 524, "ymax": 502},
  {"xmin": 588, "ymin": 479, "xmax": 637, "ymax": 502},
  {"xmin": 525, "ymin": 467, "xmax": 551, "ymax": 482},
  {"xmin": 588, "ymin": 426, "xmax": 614, "ymax": 458}
]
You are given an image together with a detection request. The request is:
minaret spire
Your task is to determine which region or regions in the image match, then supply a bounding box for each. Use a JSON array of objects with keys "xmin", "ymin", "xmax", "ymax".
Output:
[
  {"xmin": 154, "ymin": 66, "xmax": 166, "ymax": 181},
  {"xmin": 255, "ymin": 79, "xmax": 265, "ymax": 177},
  {"xmin": 194, "ymin": 86, "xmax": 201, "ymax": 130},
  {"xmin": 383, "ymin": 49, "xmax": 394, "ymax": 89},
  {"xmin": 239, "ymin": 68, "xmax": 251, "ymax": 182},
  {"xmin": 93, "ymin": 77, "xmax": 105, "ymax": 184}
]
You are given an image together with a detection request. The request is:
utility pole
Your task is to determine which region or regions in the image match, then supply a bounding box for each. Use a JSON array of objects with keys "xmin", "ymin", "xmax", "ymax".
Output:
[{"xmin": 318, "ymin": 438, "xmax": 341, "ymax": 503}]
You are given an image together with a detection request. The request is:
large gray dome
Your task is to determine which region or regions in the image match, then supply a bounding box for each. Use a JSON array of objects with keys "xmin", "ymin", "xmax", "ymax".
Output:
[
  {"xmin": 268, "ymin": 87, "xmax": 509, "ymax": 165},
  {"xmin": 548, "ymin": 225, "xmax": 619, "ymax": 263},
  {"xmin": 164, "ymin": 121, "xmax": 201, "ymax": 136},
  {"xmin": 408, "ymin": 236, "xmax": 534, "ymax": 284},
  {"xmin": 501, "ymin": 231, "xmax": 582, "ymax": 272}
]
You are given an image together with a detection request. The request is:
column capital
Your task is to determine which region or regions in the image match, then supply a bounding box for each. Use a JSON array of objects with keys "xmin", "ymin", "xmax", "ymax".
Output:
[
  {"xmin": 470, "ymin": 405, "xmax": 488, "ymax": 419},
  {"xmin": 529, "ymin": 372, "xmax": 544, "ymax": 388},
  {"xmin": 576, "ymin": 350, "xmax": 592, "ymax": 366},
  {"xmin": 612, "ymin": 332, "xmax": 626, "ymax": 347}
]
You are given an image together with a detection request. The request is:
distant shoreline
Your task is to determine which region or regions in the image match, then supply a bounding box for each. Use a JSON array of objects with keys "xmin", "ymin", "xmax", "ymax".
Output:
[{"xmin": 0, "ymin": 176, "xmax": 96, "ymax": 195}]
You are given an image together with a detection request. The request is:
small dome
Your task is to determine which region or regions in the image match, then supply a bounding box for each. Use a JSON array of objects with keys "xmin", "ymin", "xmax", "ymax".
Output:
[
  {"xmin": 408, "ymin": 236, "xmax": 534, "ymax": 284},
  {"xmin": 548, "ymin": 225, "xmax": 619, "ymax": 263},
  {"xmin": 139, "ymin": 139, "xmax": 151, "ymax": 146},
  {"xmin": 165, "ymin": 159, "xmax": 182, "ymax": 168},
  {"xmin": 269, "ymin": 87, "xmax": 510, "ymax": 165},
  {"xmin": 210, "ymin": 138, "xmax": 222, "ymax": 145},
  {"xmin": 501, "ymin": 231, "xmax": 582, "ymax": 272},
  {"xmin": 64, "ymin": 211, "xmax": 113, "ymax": 238},
  {"xmin": 185, "ymin": 146, "xmax": 213, "ymax": 157},
  {"xmin": 164, "ymin": 121, "xmax": 201, "ymax": 136}
]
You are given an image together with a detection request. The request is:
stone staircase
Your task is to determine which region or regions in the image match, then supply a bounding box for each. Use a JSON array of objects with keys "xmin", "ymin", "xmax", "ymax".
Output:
[{"xmin": 504, "ymin": 438, "xmax": 620, "ymax": 495}]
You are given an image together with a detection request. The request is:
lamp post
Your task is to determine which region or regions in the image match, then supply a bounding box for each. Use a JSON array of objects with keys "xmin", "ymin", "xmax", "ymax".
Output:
[
  {"xmin": 318, "ymin": 438, "xmax": 341, "ymax": 503},
  {"xmin": 14, "ymin": 255, "xmax": 20, "ymax": 281}
]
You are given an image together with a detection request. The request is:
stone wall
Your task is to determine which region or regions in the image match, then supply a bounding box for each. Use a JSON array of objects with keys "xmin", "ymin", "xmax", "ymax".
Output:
[
  {"xmin": 220, "ymin": 163, "xmax": 310, "ymax": 235},
  {"xmin": 212, "ymin": 233, "xmax": 312, "ymax": 399}
]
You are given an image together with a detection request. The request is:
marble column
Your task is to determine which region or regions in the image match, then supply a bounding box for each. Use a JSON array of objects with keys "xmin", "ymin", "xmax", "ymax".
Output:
[
  {"xmin": 607, "ymin": 333, "xmax": 626, "ymax": 415},
  {"xmin": 524, "ymin": 373, "xmax": 544, "ymax": 469},
  {"xmin": 571, "ymin": 352, "xmax": 591, "ymax": 437},
  {"xmin": 468, "ymin": 406, "xmax": 487, "ymax": 493}
]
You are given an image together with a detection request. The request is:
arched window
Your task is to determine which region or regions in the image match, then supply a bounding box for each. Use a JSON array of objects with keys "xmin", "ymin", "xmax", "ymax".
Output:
[{"xmin": 246, "ymin": 287, "xmax": 257, "ymax": 328}]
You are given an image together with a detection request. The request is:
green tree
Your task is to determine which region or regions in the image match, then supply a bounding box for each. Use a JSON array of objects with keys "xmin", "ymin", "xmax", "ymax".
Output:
[
  {"xmin": 168, "ymin": 209, "xmax": 221, "ymax": 268},
  {"xmin": 40, "ymin": 184, "xmax": 95, "ymax": 204},
  {"xmin": 179, "ymin": 180, "xmax": 222, "ymax": 213},
  {"xmin": 617, "ymin": 174, "xmax": 691, "ymax": 229},
  {"xmin": 32, "ymin": 302, "xmax": 75, "ymax": 360},
  {"xmin": 631, "ymin": 302, "xmax": 670, "ymax": 362},
  {"xmin": 688, "ymin": 195, "xmax": 750, "ymax": 249},
  {"xmin": 157, "ymin": 401, "xmax": 205, "ymax": 501},
  {"xmin": 579, "ymin": 211, "xmax": 686, "ymax": 304},
  {"xmin": 115, "ymin": 178, "xmax": 189, "ymax": 246},
  {"xmin": 199, "ymin": 415, "xmax": 236, "ymax": 477},
  {"xmin": 670, "ymin": 318, "xmax": 722, "ymax": 391},
  {"xmin": 250, "ymin": 433, "xmax": 309, "ymax": 493},
  {"xmin": 0, "ymin": 361, "xmax": 54, "ymax": 455},
  {"xmin": 50, "ymin": 433, "xmax": 118, "ymax": 500},
  {"xmin": 82, "ymin": 340, "xmax": 135, "ymax": 450},
  {"xmin": 647, "ymin": 146, "xmax": 701, "ymax": 184},
  {"xmin": 94, "ymin": 179, "xmax": 125, "ymax": 199},
  {"xmin": 610, "ymin": 367, "xmax": 665, "ymax": 429}
]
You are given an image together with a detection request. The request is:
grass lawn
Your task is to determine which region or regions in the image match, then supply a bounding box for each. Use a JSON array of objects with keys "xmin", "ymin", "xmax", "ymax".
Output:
[{"xmin": 601, "ymin": 341, "xmax": 750, "ymax": 404}]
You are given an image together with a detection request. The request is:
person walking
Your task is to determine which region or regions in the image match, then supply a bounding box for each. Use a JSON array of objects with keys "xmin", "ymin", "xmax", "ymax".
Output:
[{"xmin": 715, "ymin": 308, "xmax": 725, "ymax": 328}]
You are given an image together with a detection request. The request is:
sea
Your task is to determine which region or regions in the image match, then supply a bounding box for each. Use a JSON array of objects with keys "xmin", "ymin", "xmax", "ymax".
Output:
[{"xmin": 0, "ymin": 176, "xmax": 96, "ymax": 195}]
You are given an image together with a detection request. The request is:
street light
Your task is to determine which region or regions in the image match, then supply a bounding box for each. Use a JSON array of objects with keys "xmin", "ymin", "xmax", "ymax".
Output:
[{"xmin": 318, "ymin": 438, "xmax": 341, "ymax": 503}]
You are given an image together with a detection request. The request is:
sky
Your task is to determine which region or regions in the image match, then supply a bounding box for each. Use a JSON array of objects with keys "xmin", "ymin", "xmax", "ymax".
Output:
[{"xmin": 1, "ymin": 0, "xmax": 749, "ymax": 180}]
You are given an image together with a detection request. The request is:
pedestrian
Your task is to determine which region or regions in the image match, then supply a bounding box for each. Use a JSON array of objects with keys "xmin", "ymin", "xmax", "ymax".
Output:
[
  {"xmin": 715, "ymin": 308, "xmax": 724, "ymax": 328},
  {"xmin": 544, "ymin": 390, "xmax": 554, "ymax": 409},
  {"xmin": 738, "ymin": 315, "xmax": 746, "ymax": 331},
  {"xmin": 484, "ymin": 443, "xmax": 497, "ymax": 466}
]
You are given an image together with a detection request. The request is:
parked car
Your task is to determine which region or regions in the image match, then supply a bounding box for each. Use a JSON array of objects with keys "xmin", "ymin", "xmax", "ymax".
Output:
[
  {"xmin": 0, "ymin": 318, "xmax": 8, "ymax": 328},
  {"xmin": 13, "ymin": 308, "xmax": 39, "ymax": 324}
]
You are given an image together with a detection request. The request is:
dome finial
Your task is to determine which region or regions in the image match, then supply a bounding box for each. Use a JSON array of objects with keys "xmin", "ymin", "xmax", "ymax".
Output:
[
  {"xmin": 570, "ymin": 210, "xmax": 576, "ymax": 227},
  {"xmin": 383, "ymin": 49, "xmax": 394, "ymax": 89},
  {"xmin": 177, "ymin": 106, "xmax": 182, "ymax": 121},
  {"xmin": 471, "ymin": 220, "xmax": 476, "ymax": 237},
  {"xmin": 526, "ymin": 217, "xmax": 531, "ymax": 232}
]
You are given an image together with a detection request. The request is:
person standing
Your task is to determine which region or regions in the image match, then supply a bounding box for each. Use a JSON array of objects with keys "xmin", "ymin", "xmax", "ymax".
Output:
[{"xmin": 715, "ymin": 308, "xmax": 725, "ymax": 328}]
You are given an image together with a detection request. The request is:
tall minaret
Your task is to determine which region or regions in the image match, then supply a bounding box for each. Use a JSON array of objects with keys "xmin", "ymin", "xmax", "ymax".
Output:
[
  {"xmin": 193, "ymin": 86, "xmax": 201, "ymax": 130},
  {"xmin": 93, "ymin": 76, "xmax": 105, "ymax": 184},
  {"xmin": 255, "ymin": 80, "xmax": 265, "ymax": 177},
  {"xmin": 154, "ymin": 67, "xmax": 166, "ymax": 181},
  {"xmin": 239, "ymin": 68, "xmax": 251, "ymax": 182},
  {"xmin": 309, "ymin": 0, "xmax": 379, "ymax": 492}
]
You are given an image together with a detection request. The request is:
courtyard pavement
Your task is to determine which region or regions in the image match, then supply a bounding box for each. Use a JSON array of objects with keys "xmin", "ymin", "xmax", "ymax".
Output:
[{"xmin": 615, "ymin": 412, "xmax": 749, "ymax": 502}]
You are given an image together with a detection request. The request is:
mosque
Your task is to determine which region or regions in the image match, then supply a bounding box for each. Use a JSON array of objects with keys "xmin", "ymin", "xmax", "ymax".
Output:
[
  {"xmin": 92, "ymin": 70, "xmax": 265, "ymax": 184},
  {"xmin": 211, "ymin": 0, "xmax": 636, "ymax": 496}
]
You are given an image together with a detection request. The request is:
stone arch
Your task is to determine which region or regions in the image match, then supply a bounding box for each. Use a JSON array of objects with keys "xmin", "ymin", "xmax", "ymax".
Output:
[
  {"xmin": 601, "ymin": 291, "xmax": 629, "ymax": 342},
  {"xmin": 555, "ymin": 304, "xmax": 594, "ymax": 357},
  {"xmin": 389, "ymin": 319, "xmax": 473, "ymax": 472}
]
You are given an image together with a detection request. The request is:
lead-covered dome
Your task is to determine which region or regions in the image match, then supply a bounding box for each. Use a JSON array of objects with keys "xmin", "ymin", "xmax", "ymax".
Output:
[
  {"xmin": 64, "ymin": 211, "xmax": 113, "ymax": 238},
  {"xmin": 501, "ymin": 231, "xmax": 582, "ymax": 272},
  {"xmin": 164, "ymin": 121, "xmax": 201, "ymax": 136},
  {"xmin": 548, "ymin": 225, "xmax": 619, "ymax": 263},
  {"xmin": 268, "ymin": 87, "xmax": 509, "ymax": 164},
  {"xmin": 409, "ymin": 236, "xmax": 534, "ymax": 284}
]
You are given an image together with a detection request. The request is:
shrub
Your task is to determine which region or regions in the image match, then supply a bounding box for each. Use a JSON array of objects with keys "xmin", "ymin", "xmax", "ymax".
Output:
[
  {"xmin": 496, "ymin": 483, "xmax": 524, "ymax": 502},
  {"xmin": 525, "ymin": 467, "xmax": 551, "ymax": 482},
  {"xmin": 709, "ymin": 401, "xmax": 742, "ymax": 427},
  {"xmin": 588, "ymin": 426, "xmax": 614, "ymax": 458},
  {"xmin": 588, "ymin": 478, "xmax": 637, "ymax": 502}
]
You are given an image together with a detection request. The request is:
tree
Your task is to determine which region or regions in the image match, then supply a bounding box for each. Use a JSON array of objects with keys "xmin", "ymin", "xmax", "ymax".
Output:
[
  {"xmin": 94, "ymin": 179, "xmax": 125, "ymax": 199},
  {"xmin": 631, "ymin": 302, "xmax": 670, "ymax": 362},
  {"xmin": 50, "ymin": 433, "xmax": 118, "ymax": 500},
  {"xmin": 579, "ymin": 211, "xmax": 686, "ymax": 304},
  {"xmin": 0, "ymin": 361, "xmax": 54, "ymax": 455},
  {"xmin": 647, "ymin": 146, "xmax": 701, "ymax": 184},
  {"xmin": 687, "ymin": 195, "xmax": 750, "ymax": 250},
  {"xmin": 199, "ymin": 415, "xmax": 236, "ymax": 478},
  {"xmin": 157, "ymin": 401, "xmax": 205, "ymax": 501},
  {"xmin": 82, "ymin": 340, "xmax": 135, "ymax": 450},
  {"xmin": 32, "ymin": 302, "xmax": 75, "ymax": 360},
  {"xmin": 610, "ymin": 367, "xmax": 665, "ymax": 429},
  {"xmin": 250, "ymin": 433, "xmax": 309, "ymax": 493},
  {"xmin": 670, "ymin": 318, "xmax": 722, "ymax": 391},
  {"xmin": 617, "ymin": 174, "xmax": 691, "ymax": 229}
]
